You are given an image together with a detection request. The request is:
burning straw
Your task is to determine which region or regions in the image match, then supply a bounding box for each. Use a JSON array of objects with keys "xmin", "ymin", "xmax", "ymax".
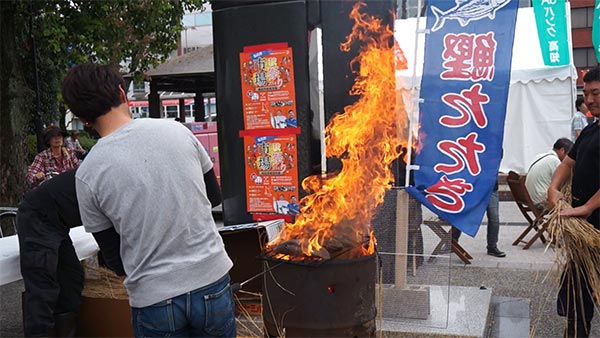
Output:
[
  {"xmin": 267, "ymin": 2, "xmax": 408, "ymax": 261},
  {"xmin": 544, "ymin": 185, "xmax": 600, "ymax": 335}
]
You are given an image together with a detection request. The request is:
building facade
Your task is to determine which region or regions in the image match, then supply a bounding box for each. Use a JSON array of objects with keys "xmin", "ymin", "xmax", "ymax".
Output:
[{"xmin": 571, "ymin": 0, "xmax": 597, "ymax": 87}]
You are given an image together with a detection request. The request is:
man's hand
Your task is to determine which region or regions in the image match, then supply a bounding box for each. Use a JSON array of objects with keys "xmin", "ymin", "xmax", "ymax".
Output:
[
  {"xmin": 561, "ymin": 204, "xmax": 594, "ymax": 219},
  {"xmin": 547, "ymin": 188, "xmax": 563, "ymax": 209},
  {"xmin": 35, "ymin": 172, "xmax": 45, "ymax": 181}
]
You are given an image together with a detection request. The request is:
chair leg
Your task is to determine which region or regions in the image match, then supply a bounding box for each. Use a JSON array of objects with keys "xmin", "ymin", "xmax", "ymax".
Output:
[
  {"xmin": 513, "ymin": 225, "xmax": 535, "ymax": 245},
  {"xmin": 523, "ymin": 227, "xmax": 546, "ymax": 250},
  {"xmin": 451, "ymin": 240, "xmax": 472, "ymax": 264}
]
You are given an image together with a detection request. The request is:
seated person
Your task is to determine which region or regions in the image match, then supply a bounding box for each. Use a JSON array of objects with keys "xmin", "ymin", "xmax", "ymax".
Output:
[
  {"xmin": 26, "ymin": 126, "xmax": 80, "ymax": 190},
  {"xmin": 525, "ymin": 138, "xmax": 573, "ymax": 211}
]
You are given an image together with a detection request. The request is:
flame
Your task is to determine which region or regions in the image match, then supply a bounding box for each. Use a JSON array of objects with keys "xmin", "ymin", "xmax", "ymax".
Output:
[{"xmin": 267, "ymin": 2, "xmax": 408, "ymax": 261}]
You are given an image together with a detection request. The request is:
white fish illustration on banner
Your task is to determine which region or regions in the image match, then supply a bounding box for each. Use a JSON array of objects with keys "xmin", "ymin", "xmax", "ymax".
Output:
[{"xmin": 431, "ymin": 0, "xmax": 512, "ymax": 32}]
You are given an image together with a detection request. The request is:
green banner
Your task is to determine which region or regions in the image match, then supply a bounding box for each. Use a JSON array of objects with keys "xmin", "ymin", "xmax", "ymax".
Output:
[
  {"xmin": 533, "ymin": 0, "xmax": 570, "ymax": 66},
  {"xmin": 593, "ymin": 0, "xmax": 600, "ymax": 62}
]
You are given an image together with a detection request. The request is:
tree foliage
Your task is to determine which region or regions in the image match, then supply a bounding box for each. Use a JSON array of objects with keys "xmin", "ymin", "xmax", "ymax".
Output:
[{"xmin": 0, "ymin": 0, "xmax": 205, "ymax": 204}]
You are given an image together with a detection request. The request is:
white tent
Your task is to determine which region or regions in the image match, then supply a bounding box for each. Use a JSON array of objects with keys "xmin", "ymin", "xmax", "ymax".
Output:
[{"xmin": 395, "ymin": 6, "xmax": 576, "ymax": 174}]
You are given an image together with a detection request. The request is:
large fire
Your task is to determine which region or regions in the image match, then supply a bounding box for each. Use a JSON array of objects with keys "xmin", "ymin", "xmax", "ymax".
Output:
[{"xmin": 267, "ymin": 2, "xmax": 409, "ymax": 260}]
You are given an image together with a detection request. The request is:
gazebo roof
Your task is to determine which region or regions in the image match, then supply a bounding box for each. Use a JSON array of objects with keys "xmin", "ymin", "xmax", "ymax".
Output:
[{"xmin": 146, "ymin": 44, "xmax": 214, "ymax": 77}]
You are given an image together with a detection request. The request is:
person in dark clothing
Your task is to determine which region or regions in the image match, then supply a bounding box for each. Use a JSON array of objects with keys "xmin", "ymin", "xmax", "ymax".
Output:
[
  {"xmin": 17, "ymin": 169, "xmax": 84, "ymax": 337},
  {"xmin": 17, "ymin": 169, "xmax": 126, "ymax": 337},
  {"xmin": 548, "ymin": 66, "xmax": 600, "ymax": 338}
]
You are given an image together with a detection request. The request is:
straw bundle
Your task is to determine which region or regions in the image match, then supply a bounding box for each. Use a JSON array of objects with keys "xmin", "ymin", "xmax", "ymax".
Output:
[
  {"xmin": 82, "ymin": 263, "xmax": 128, "ymax": 300},
  {"xmin": 545, "ymin": 186, "xmax": 600, "ymax": 334}
]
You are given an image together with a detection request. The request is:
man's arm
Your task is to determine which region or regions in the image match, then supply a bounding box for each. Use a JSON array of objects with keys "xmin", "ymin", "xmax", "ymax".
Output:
[
  {"xmin": 561, "ymin": 189, "xmax": 600, "ymax": 219},
  {"xmin": 91, "ymin": 227, "xmax": 125, "ymax": 276},
  {"xmin": 547, "ymin": 155, "xmax": 575, "ymax": 208},
  {"xmin": 204, "ymin": 169, "xmax": 221, "ymax": 208}
]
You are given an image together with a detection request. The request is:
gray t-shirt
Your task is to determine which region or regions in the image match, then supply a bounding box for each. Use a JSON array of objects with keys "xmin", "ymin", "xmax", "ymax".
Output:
[{"xmin": 76, "ymin": 119, "xmax": 232, "ymax": 307}]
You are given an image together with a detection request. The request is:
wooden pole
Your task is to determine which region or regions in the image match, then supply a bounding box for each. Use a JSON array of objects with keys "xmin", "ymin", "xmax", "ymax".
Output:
[{"xmin": 395, "ymin": 189, "xmax": 409, "ymax": 288}]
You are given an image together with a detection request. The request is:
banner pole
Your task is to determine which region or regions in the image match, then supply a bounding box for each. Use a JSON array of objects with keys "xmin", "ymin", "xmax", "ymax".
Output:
[{"xmin": 404, "ymin": 0, "xmax": 425, "ymax": 187}]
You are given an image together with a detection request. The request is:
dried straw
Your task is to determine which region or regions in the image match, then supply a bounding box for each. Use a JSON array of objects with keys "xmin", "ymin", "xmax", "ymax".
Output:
[
  {"xmin": 545, "ymin": 185, "xmax": 600, "ymax": 336},
  {"xmin": 82, "ymin": 263, "xmax": 128, "ymax": 300}
]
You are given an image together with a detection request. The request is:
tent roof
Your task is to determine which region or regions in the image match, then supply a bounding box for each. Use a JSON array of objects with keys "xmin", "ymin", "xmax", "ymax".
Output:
[{"xmin": 394, "ymin": 7, "xmax": 575, "ymax": 87}]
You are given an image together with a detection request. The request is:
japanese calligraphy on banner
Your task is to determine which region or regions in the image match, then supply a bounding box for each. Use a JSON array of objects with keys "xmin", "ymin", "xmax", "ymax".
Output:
[
  {"xmin": 405, "ymin": 0, "xmax": 518, "ymax": 236},
  {"xmin": 533, "ymin": 0, "xmax": 570, "ymax": 66},
  {"xmin": 592, "ymin": 0, "xmax": 600, "ymax": 62},
  {"xmin": 241, "ymin": 131, "xmax": 299, "ymax": 215},
  {"xmin": 240, "ymin": 43, "xmax": 298, "ymax": 130}
]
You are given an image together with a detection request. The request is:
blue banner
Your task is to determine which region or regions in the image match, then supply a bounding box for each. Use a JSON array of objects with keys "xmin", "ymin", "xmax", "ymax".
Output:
[{"xmin": 406, "ymin": 0, "xmax": 518, "ymax": 236}]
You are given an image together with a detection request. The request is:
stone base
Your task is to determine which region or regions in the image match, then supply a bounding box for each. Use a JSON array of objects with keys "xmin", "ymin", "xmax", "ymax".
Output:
[
  {"xmin": 378, "ymin": 284, "xmax": 431, "ymax": 320},
  {"xmin": 379, "ymin": 285, "xmax": 492, "ymax": 338},
  {"xmin": 236, "ymin": 285, "xmax": 492, "ymax": 338}
]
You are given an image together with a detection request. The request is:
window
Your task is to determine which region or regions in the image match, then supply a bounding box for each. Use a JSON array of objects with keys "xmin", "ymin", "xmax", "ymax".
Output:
[
  {"xmin": 165, "ymin": 105, "xmax": 178, "ymax": 118},
  {"xmin": 396, "ymin": 0, "xmax": 425, "ymax": 19},
  {"xmin": 133, "ymin": 81, "xmax": 145, "ymax": 93},
  {"xmin": 571, "ymin": 7, "xmax": 593, "ymax": 29},
  {"xmin": 205, "ymin": 97, "xmax": 217, "ymax": 121},
  {"xmin": 185, "ymin": 104, "xmax": 194, "ymax": 117},
  {"xmin": 573, "ymin": 47, "xmax": 598, "ymax": 68}
]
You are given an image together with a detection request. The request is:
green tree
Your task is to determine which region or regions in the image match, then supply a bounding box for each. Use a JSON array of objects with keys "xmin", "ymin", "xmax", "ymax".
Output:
[{"xmin": 0, "ymin": 0, "xmax": 205, "ymax": 204}]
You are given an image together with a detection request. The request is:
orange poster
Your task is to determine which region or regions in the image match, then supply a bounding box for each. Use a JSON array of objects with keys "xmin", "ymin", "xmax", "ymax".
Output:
[
  {"xmin": 240, "ymin": 46, "xmax": 297, "ymax": 130},
  {"xmin": 243, "ymin": 134, "xmax": 299, "ymax": 215}
]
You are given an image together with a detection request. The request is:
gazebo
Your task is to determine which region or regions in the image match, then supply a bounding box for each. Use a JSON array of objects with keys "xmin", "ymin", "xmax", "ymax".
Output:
[{"xmin": 141, "ymin": 44, "xmax": 215, "ymax": 122}]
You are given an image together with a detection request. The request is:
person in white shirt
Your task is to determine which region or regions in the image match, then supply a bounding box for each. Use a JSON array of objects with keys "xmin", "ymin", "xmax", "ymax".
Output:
[
  {"xmin": 270, "ymin": 109, "xmax": 287, "ymax": 129},
  {"xmin": 525, "ymin": 138, "xmax": 573, "ymax": 211},
  {"xmin": 572, "ymin": 97, "xmax": 589, "ymax": 141},
  {"xmin": 273, "ymin": 194, "xmax": 289, "ymax": 214}
]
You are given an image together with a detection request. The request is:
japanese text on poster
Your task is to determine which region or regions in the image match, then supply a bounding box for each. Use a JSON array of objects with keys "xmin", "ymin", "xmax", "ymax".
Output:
[
  {"xmin": 243, "ymin": 134, "xmax": 299, "ymax": 215},
  {"xmin": 240, "ymin": 46, "xmax": 298, "ymax": 130}
]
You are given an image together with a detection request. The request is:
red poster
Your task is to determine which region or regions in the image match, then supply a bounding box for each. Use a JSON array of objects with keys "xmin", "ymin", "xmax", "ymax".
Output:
[
  {"xmin": 243, "ymin": 134, "xmax": 299, "ymax": 215},
  {"xmin": 240, "ymin": 45, "xmax": 297, "ymax": 130}
]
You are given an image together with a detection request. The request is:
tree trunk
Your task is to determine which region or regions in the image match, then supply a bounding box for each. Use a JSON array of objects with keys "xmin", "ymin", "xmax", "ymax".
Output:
[{"xmin": 0, "ymin": 1, "xmax": 34, "ymax": 205}]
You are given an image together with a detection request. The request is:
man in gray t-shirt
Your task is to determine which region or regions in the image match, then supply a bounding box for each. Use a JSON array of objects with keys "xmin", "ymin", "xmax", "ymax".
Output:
[{"xmin": 62, "ymin": 63, "xmax": 235, "ymax": 338}]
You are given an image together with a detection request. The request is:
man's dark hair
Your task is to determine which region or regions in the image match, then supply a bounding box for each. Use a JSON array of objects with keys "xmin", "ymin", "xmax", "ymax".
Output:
[
  {"xmin": 576, "ymin": 97, "xmax": 585, "ymax": 110},
  {"xmin": 583, "ymin": 66, "xmax": 600, "ymax": 83},
  {"xmin": 62, "ymin": 63, "xmax": 126, "ymax": 123},
  {"xmin": 553, "ymin": 138, "xmax": 574, "ymax": 153}
]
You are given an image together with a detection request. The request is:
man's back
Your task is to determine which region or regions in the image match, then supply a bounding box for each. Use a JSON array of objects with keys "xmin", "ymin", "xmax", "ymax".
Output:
[
  {"xmin": 525, "ymin": 152, "xmax": 560, "ymax": 208},
  {"xmin": 22, "ymin": 169, "xmax": 81, "ymax": 230},
  {"xmin": 75, "ymin": 118, "xmax": 232, "ymax": 308}
]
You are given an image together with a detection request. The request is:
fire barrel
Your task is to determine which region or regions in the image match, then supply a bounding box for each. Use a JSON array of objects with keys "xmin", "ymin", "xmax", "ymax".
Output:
[{"xmin": 262, "ymin": 254, "xmax": 377, "ymax": 337}]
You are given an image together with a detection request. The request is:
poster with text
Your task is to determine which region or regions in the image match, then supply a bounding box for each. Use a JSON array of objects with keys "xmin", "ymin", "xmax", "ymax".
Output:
[
  {"xmin": 240, "ymin": 44, "xmax": 298, "ymax": 130},
  {"xmin": 243, "ymin": 134, "xmax": 299, "ymax": 214}
]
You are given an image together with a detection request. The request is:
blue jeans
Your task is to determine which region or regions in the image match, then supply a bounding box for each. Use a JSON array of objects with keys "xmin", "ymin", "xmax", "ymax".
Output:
[
  {"xmin": 452, "ymin": 188, "xmax": 500, "ymax": 248},
  {"xmin": 131, "ymin": 274, "xmax": 236, "ymax": 338},
  {"xmin": 486, "ymin": 189, "xmax": 500, "ymax": 249}
]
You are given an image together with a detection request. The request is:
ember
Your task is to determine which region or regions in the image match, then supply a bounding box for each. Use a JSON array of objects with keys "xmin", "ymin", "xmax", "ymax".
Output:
[{"xmin": 266, "ymin": 2, "xmax": 409, "ymax": 260}]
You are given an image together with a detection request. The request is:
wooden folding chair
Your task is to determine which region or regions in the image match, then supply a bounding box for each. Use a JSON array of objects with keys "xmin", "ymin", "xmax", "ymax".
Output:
[{"xmin": 506, "ymin": 171, "xmax": 550, "ymax": 249}]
